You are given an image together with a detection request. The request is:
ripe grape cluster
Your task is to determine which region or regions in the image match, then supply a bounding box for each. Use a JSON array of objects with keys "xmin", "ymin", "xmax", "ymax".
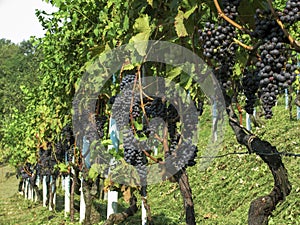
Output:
[
  {"xmin": 54, "ymin": 141, "xmax": 65, "ymax": 162},
  {"xmin": 112, "ymin": 74, "xmax": 138, "ymax": 129},
  {"xmin": 249, "ymin": 9, "xmax": 297, "ymax": 118},
  {"xmin": 145, "ymin": 97, "xmax": 167, "ymax": 119},
  {"xmin": 123, "ymin": 128, "xmax": 148, "ymax": 184},
  {"xmin": 120, "ymin": 74, "xmax": 136, "ymax": 91},
  {"xmin": 111, "ymin": 73, "xmax": 200, "ymax": 186},
  {"xmin": 252, "ymin": 9, "xmax": 286, "ymax": 42},
  {"xmin": 38, "ymin": 144, "xmax": 55, "ymax": 177},
  {"xmin": 166, "ymin": 104, "xmax": 179, "ymax": 138},
  {"xmin": 199, "ymin": 21, "xmax": 237, "ymax": 61},
  {"xmin": 19, "ymin": 162, "xmax": 34, "ymax": 180},
  {"xmin": 167, "ymin": 135, "xmax": 198, "ymax": 170},
  {"xmin": 242, "ymin": 70, "xmax": 260, "ymax": 114},
  {"xmin": 278, "ymin": 0, "xmax": 300, "ymax": 24},
  {"xmin": 95, "ymin": 115, "xmax": 107, "ymax": 138},
  {"xmin": 144, "ymin": 97, "xmax": 198, "ymax": 170},
  {"xmin": 198, "ymin": 0, "xmax": 241, "ymax": 89},
  {"xmin": 256, "ymin": 41, "xmax": 296, "ymax": 118},
  {"xmin": 61, "ymin": 125, "xmax": 75, "ymax": 162}
]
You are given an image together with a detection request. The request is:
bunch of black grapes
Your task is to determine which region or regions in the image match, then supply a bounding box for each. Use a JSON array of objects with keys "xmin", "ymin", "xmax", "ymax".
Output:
[
  {"xmin": 95, "ymin": 115, "xmax": 107, "ymax": 138},
  {"xmin": 54, "ymin": 141, "xmax": 65, "ymax": 162},
  {"xmin": 123, "ymin": 128, "xmax": 148, "ymax": 184},
  {"xmin": 256, "ymin": 40, "xmax": 296, "ymax": 118},
  {"xmin": 242, "ymin": 70, "xmax": 260, "ymax": 114},
  {"xmin": 61, "ymin": 125, "xmax": 75, "ymax": 162},
  {"xmin": 112, "ymin": 74, "xmax": 138, "ymax": 129},
  {"xmin": 252, "ymin": 9, "xmax": 286, "ymax": 42},
  {"xmin": 120, "ymin": 74, "xmax": 136, "ymax": 91},
  {"xmin": 251, "ymin": 9, "xmax": 297, "ymax": 118},
  {"xmin": 167, "ymin": 135, "xmax": 198, "ymax": 170},
  {"xmin": 38, "ymin": 145, "xmax": 53, "ymax": 177},
  {"xmin": 166, "ymin": 104, "xmax": 179, "ymax": 138},
  {"xmin": 198, "ymin": 0, "xmax": 241, "ymax": 89},
  {"xmin": 278, "ymin": 0, "xmax": 300, "ymax": 24},
  {"xmin": 145, "ymin": 97, "xmax": 167, "ymax": 119}
]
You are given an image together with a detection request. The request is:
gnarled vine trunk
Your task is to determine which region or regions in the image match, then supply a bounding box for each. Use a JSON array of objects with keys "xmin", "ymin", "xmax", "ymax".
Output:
[
  {"xmin": 82, "ymin": 176, "xmax": 101, "ymax": 225},
  {"xmin": 175, "ymin": 169, "xmax": 196, "ymax": 225},
  {"xmin": 103, "ymin": 194, "xmax": 138, "ymax": 225},
  {"xmin": 224, "ymin": 94, "xmax": 291, "ymax": 225}
]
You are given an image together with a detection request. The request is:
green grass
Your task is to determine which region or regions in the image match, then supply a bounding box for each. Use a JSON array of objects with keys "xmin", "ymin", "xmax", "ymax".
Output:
[{"xmin": 0, "ymin": 98, "xmax": 299, "ymax": 224}]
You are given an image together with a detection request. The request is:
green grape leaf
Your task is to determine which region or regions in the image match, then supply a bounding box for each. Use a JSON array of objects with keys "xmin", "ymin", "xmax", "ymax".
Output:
[
  {"xmin": 130, "ymin": 15, "xmax": 152, "ymax": 56},
  {"xmin": 167, "ymin": 67, "xmax": 182, "ymax": 81},
  {"xmin": 184, "ymin": 5, "xmax": 198, "ymax": 19}
]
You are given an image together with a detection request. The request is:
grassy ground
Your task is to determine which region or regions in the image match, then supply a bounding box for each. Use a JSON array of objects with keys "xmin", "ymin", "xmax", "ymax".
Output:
[{"xmin": 0, "ymin": 99, "xmax": 299, "ymax": 224}]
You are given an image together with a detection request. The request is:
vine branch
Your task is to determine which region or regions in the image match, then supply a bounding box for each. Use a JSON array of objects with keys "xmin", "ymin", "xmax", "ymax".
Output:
[
  {"xmin": 233, "ymin": 38, "xmax": 253, "ymax": 51},
  {"xmin": 213, "ymin": 0, "xmax": 251, "ymax": 34},
  {"xmin": 266, "ymin": 0, "xmax": 300, "ymax": 52}
]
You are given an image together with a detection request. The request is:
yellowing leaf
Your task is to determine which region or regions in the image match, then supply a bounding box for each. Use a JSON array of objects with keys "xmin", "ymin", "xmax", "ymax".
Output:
[
  {"xmin": 175, "ymin": 10, "xmax": 188, "ymax": 37},
  {"xmin": 133, "ymin": 15, "xmax": 151, "ymax": 33},
  {"xmin": 147, "ymin": 0, "xmax": 153, "ymax": 7}
]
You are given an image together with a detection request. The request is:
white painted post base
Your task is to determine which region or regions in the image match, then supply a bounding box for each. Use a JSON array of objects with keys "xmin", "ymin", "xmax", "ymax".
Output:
[
  {"xmin": 34, "ymin": 175, "xmax": 39, "ymax": 202},
  {"xmin": 49, "ymin": 176, "xmax": 56, "ymax": 211},
  {"xmin": 246, "ymin": 113, "xmax": 251, "ymax": 131},
  {"xmin": 34, "ymin": 188, "xmax": 38, "ymax": 202},
  {"xmin": 36, "ymin": 175, "xmax": 40, "ymax": 188},
  {"xmin": 42, "ymin": 176, "xmax": 48, "ymax": 207},
  {"xmin": 79, "ymin": 179, "xmax": 86, "ymax": 223},
  {"xmin": 64, "ymin": 175, "xmax": 70, "ymax": 217},
  {"xmin": 141, "ymin": 198, "xmax": 147, "ymax": 225},
  {"xmin": 21, "ymin": 180, "xmax": 25, "ymax": 196},
  {"xmin": 153, "ymin": 146, "xmax": 158, "ymax": 156},
  {"xmin": 297, "ymin": 90, "xmax": 300, "ymax": 120},
  {"xmin": 285, "ymin": 89, "xmax": 289, "ymax": 110},
  {"xmin": 212, "ymin": 102, "xmax": 218, "ymax": 142},
  {"xmin": 61, "ymin": 175, "xmax": 65, "ymax": 191},
  {"xmin": 107, "ymin": 190, "xmax": 118, "ymax": 219},
  {"xmin": 24, "ymin": 179, "xmax": 28, "ymax": 199},
  {"xmin": 28, "ymin": 180, "xmax": 33, "ymax": 201}
]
